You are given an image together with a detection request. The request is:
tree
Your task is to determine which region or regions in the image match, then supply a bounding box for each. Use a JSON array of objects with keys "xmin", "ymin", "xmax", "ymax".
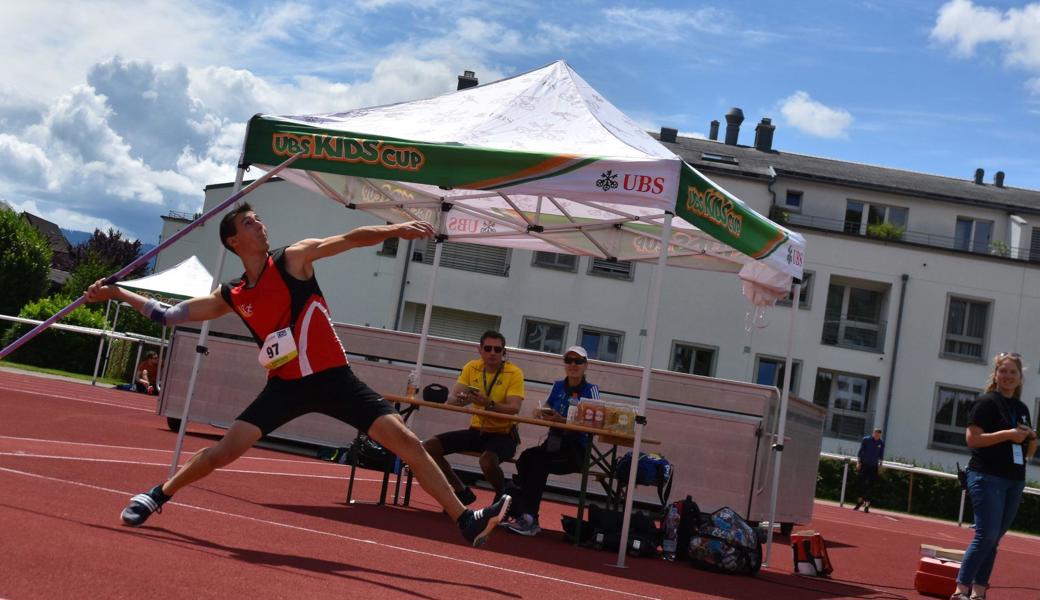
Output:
[
  {"xmin": 70, "ymin": 228, "xmax": 147, "ymax": 278},
  {"xmin": 62, "ymin": 257, "xmax": 112, "ymax": 298},
  {"xmin": 0, "ymin": 207, "xmax": 52, "ymax": 318}
]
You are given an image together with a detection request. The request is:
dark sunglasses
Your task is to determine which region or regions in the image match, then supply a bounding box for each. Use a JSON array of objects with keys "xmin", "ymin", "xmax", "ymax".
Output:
[
  {"xmin": 482, "ymin": 345, "xmax": 504, "ymax": 354},
  {"xmin": 563, "ymin": 356, "xmax": 587, "ymax": 365}
]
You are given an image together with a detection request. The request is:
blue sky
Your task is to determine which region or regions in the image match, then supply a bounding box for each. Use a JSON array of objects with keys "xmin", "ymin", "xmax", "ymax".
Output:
[{"xmin": 0, "ymin": 0, "xmax": 1037, "ymax": 243}]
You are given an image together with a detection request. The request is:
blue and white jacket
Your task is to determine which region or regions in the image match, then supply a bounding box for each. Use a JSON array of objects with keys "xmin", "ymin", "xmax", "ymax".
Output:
[{"xmin": 545, "ymin": 378, "xmax": 600, "ymax": 447}]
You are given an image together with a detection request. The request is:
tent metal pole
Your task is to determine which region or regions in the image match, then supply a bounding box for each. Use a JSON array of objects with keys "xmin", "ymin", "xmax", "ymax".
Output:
[
  {"xmin": 763, "ymin": 282, "xmax": 800, "ymax": 566},
  {"xmin": 91, "ymin": 300, "xmax": 113, "ymax": 385},
  {"xmin": 614, "ymin": 211, "xmax": 672, "ymax": 569},
  {"xmin": 98, "ymin": 302, "xmax": 122, "ymax": 383},
  {"xmin": 167, "ymin": 168, "xmax": 245, "ymax": 477},
  {"xmin": 412, "ymin": 214, "xmax": 447, "ymax": 392},
  {"xmin": 156, "ymin": 325, "xmax": 167, "ymax": 392},
  {"xmin": 0, "ymin": 152, "xmax": 303, "ymax": 361}
]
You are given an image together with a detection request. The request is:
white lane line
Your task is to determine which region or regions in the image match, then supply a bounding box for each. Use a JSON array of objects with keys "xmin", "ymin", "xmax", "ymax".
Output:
[
  {"xmin": 0, "ymin": 435, "xmax": 336, "ymax": 467},
  {"xmin": 0, "ymin": 453, "xmax": 384, "ymax": 482},
  {"xmin": 0, "ymin": 466, "xmax": 662, "ymax": 600},
  {"xmin": 0, "ymin": 386, "xmax": 154, "ymax": 412}
]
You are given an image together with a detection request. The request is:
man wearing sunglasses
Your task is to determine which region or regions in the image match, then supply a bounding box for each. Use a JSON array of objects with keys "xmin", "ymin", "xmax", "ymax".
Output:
[
  {"xmin": 506, "ymin": 346, "xmax": 598, "ymax": 536},
  {"xmin": 423, "ymin": 331, "xmax": 525, "ymax": 505}
]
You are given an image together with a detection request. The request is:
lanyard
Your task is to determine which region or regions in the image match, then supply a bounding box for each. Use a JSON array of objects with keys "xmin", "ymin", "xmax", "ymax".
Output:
[{"xmin": 482, "ymin": 363, "xmax": 504, "ymax": 398}]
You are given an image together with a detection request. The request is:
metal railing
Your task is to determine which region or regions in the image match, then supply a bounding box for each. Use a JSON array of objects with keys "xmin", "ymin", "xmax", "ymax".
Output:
[{"xmin": 822, "ymin": 451, "xmax": 1040, "ymax": 527}]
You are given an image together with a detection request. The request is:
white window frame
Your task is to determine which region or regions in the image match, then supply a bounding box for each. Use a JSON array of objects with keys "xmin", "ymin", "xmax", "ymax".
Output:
[
  {"xmin": 940, "ymin": 294, "xmax": 990, "ymax": 363},
  {"xmin": 669, "ymin": 341, "xmax": 717, "ymax": 377},
  {"xmin": 754, "ymin": 354, "xmax": 802, "ymax": 395},
  {"xmin": 578, "ymin": 325, "xmax": 625, "ymax": 363},
  {"xmin": 783, "ymin": 189, "xmax": 803, "ymax": 212},
  {"xmin": 588, "ymin": 258, "xmax": 634, "ymax": 280},
  {"xmin": 845, "ymin": 199, "xmax": 909, "ymax": 235},
  {"xmin": 954, "ymin": 216, "xmax": 994, "ymax": 254},
  {"xmin": 813, "ymin": 368, "xmax": 876, "ymax": 441},
  {"xmin": 531, "ymin": 251, "xmax": 578, "ymax": 272},
  {"xmin": 821, "ymin": 279, "xmax": 887, "ymax": 352},
  {"xmin": 519, "ymin": 316, "xmax": 569, "ymax": 355},
  {"xmin": 930, "ymin": 384, "xmax": 978, "ymax": 452},
  {"xmin": 776, "ymin": 270, "xmax": 814, "ymax": 309}
]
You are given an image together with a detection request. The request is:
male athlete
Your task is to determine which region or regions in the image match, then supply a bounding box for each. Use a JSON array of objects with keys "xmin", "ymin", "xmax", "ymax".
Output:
[{"xmin": 85, "ymin": 203, "xmax": 510, "ymax": 547}]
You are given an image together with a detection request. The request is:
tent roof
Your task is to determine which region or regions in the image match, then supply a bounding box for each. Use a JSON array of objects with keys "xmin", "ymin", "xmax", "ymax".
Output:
[
  {"xmin": 116, "ymin": 255, "xmax": 213, "ymax": 302},
  {"xmin": 242, "ymin": 60, "xmax": 805, "ymax": 296}
]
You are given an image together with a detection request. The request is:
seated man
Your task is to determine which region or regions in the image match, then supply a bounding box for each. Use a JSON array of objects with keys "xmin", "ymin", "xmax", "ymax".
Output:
[
  {"xmin": 507, "ymin": 346, "xmax": 598, "ymax": 536},
  {"xmin": 134, "ymin": 350, "xmax": 160, "ymax": 395},
  {"xmin": 423, "ymin": 331, "xmax": 524, "ymax": 504}
]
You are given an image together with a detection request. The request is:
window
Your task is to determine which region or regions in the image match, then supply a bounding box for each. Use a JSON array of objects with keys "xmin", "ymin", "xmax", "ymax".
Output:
[
  {"xmin": 521, "ymin": 317, "xmax": 568, "ymax": 354},
  {"xmin": 670, "ymin": 342, "xmax": 716, "ymax": 377},
  {"xmin": 532, "ymin": 251, "xmax": 578, "ymax": 272},
  {"xmin": 942, "ymin": 296, "xmax": 989, "ymax": 360},
  {"xmin": 404, "ymin": 303, "xmax": 500, "ymax": 342},
  {"xmin": 413, "ymin": 240, "xmax": 510, "ymax": 276},
  {"xmin": 376, "ymin": 237, "xmax": 399, "ymax": 257},
  {"xmin": 777, "ymin": 271, "xmax": 814, "ymax": 309},
  {"xmin": 1029, "ymin": 228, "xmax": 1040, "ymax": 263},
  {"xmin": 579, "ymin": 326, "xmax": 624, "ymax": 362},
  {"xmin": 931, "ymin": 386, "xmax": 977, "ymax": 450},
  {"xmin": 755, "ymin": 356, "xmax": 801, "ymax": 394},
  {"xmin": 784, "ymin": 190, "xmax": 803, "ymax": 211},
  {"xmin": 821, "ymin": 280, "xmax": 887, "ymax": 352},
  {"xmin": 813, "ymin": 369, "xmax": 875, "ymax": 440},
  {"xmin": 589, "ymin": 258, "xmax": 633, "ymax": 280},
  {"xmin": 954, "ymin": 217, "xmax": 993, "ymax": 254},
  {"xmin": 844, "ymin": 200, "xmax": 908, "ymax": 235}
]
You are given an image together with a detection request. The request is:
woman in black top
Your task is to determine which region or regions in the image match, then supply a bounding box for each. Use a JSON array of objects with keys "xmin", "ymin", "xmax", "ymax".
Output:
[{"xmin": 952, "ymin": 352, "xmax": 1037, "ymax": 600}]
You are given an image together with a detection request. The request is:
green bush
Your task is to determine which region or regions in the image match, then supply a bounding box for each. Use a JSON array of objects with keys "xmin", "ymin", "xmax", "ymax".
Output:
[
  {"xmin": 815, "ymin": 456, "xmax": 1040, "ymax": 534},
  {"xmin": 0, "ymin": 295, "xmax": 109, "ymax": 374},
  {"xmin": 0, "ymin": 208, "xmax": 52, "ymax": 318},
  {"xmin": 866, "ymin": 222, "xmax": 905, "ymax": 241}
]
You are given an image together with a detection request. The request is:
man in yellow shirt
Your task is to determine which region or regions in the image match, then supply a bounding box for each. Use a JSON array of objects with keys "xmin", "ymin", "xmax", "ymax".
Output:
[{"xmin": 423, "ymin": 331, "xmax": 525, "ymax": 504}]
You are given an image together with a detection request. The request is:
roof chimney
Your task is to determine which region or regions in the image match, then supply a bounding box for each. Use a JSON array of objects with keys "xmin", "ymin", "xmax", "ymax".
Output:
[
  {"xmin": 457, "ymin": 70, "xmax": 478, "ymax": 90},
  {"xmin": 708, "ymin": 120, "xmax": 720, "ymax": 141},
  {"xmin": 724, "ymin": 108, "xmax": 744, "ymax": 145},
  {"xmin": 753, "ymin": 117, "xmax": 775, "ymax": 152},
  {"xmin": 974, "ymin": 168, "xmax": 984, "ymax": 185},
  {"xmin": 659, "ymin": 127, "xmax": 678, "ymax": 143},
  {"xmin": 994, "ymin": 171, "xmax": 1005, "ymax": 188}
]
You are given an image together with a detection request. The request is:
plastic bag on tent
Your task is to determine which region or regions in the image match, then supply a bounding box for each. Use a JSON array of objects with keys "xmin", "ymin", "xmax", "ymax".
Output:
[{"xmin": 738, "ymin": 263, "xmax": 792, "ymax": 330}]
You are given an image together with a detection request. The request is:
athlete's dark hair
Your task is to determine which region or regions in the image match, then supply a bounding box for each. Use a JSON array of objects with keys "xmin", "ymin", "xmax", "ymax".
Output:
[
  {"xmin": 219, "ymin": 203, "xmax": 254, "ymax": 255},
  {"xmin": 479, "ymin": 330, "xmax": 506, "ymax": 348}
]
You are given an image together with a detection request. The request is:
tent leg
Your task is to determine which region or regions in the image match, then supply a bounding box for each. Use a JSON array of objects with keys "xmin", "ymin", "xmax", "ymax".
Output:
[
  {"xmin": 167, "ymin": 166, "xmax": 246, "ymax": 478},
  {"xmin": 156, "ymin": 325, "xmax": 167, "ymax": 393},
  {"xmin": 131, "ymin": 342, "xmax": 144, "ymax": 388},
  {"xmin": 613, "ymin": 212, "xmax": 672, "ymax": 569},
  {"xmin": 99, "ymin": 302, "xmax": 122, "ymax": 382},
  {"xmin": 763, "ymin": 283, "xmax": 799, "ymax": 566},
  {"xmin": 91, "ymin": 300, "xmax": 113, "ymax": 386},
  {"xmin": 411, "ymin": 215, "xmax": 447, "ymax": 393}
]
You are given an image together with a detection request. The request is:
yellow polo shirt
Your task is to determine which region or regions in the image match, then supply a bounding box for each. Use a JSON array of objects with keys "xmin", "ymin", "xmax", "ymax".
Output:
[{"xmin": 457, "ymin": 359, "xmax": 525, "ymax": 433}]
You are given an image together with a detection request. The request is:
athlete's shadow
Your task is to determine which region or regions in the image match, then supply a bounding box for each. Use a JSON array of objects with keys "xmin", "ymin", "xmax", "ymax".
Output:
[{"xmin": 97, "ymin": 523, "xmax": 519, "ymax": 599}]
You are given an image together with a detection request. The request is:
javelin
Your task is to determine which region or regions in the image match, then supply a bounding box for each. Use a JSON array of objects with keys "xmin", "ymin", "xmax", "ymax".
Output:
[{"xmin": 0, "ymin": 152, "xmax": 304, "ymax": 360}]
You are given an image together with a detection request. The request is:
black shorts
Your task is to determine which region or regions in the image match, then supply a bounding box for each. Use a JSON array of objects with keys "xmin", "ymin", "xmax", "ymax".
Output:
[
  {"xmin": 236, "ymin": 365, "xmax": 396, "ymax": 436},
  {"xmin": 434, "ymin": 427, "xmax": 518, "ymax": 462}
]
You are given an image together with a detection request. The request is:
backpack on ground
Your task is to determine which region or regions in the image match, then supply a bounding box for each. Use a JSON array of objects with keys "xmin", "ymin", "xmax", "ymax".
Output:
[
  {"xmin": 662, "ymin": 495, "xmax": 702, "ymax": 561},
  {"xmin": 614, "ymin": 451, "xmax": 674, "ymax": 506},
  {"xmin": 564, "ymin": 504, "xmax": 660, "ymax": 557},
  {"xmin": 687, "ymin": 506, "xmax": 762, "ymax": 575}
]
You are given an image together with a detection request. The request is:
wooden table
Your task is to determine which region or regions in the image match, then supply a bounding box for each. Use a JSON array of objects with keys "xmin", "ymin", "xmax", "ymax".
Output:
[{"xmin": 349, "ymin": 394, "xmax": 659, "ymax": 545}]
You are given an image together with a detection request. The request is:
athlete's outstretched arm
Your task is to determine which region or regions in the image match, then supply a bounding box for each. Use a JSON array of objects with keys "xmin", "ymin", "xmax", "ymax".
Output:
[
  {"xmin": 85, "ymin": 279, "xmax": 231, "ymax": 324},
  {"xmin": 285, "ymin": 221, "xmax": 435, "ymax": 275}
]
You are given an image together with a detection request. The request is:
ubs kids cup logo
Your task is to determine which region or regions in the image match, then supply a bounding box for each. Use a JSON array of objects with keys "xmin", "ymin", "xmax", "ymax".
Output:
[
  {"xmin": 273, "ymin": 133, "xmax": 425, "ymax": 172},
  {"xmin": 685, "ymin": 185, "xmax": 743, "ymax": 237}
]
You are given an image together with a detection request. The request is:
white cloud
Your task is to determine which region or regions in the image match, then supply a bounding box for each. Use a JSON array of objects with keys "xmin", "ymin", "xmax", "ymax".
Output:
[
  {"xmin": 931, "ymin": 0, "xmax": 1040, "ymax": 93},
  {"xmin": 778, "ymin": 91, "xmax": 854, "ymax": 139}
]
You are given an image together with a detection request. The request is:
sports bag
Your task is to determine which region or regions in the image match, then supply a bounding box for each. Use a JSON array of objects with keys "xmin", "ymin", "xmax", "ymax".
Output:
[
  {"xmin": 614, "ymin": 451, "xmax": 674, "ymax": 505},
  {"xmin": 687, "ymin": 507, "xmax": 762, "ymax": 575}
]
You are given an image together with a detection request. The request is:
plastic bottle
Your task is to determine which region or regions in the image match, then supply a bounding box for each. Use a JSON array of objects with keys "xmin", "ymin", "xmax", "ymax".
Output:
[
  {"xmin": 581, "ymin": 400, "xmax": 595, "ymax": 426},
  {"xmin": 566, "ymin": 393, "xmax": 580, "ymax": 423},
  {"xmin": 593, "ymin": 402, "xmax": 605, "ymax": 430},
  {"xmin": 662, "ymin": 503, "xmax": 680, "ymax": 561}
]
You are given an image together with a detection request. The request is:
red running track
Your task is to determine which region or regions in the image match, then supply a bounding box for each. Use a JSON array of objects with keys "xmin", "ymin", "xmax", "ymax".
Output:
[{"xmin": 1, "ymin": 368, "xmax": 1038, "ymax": 600}]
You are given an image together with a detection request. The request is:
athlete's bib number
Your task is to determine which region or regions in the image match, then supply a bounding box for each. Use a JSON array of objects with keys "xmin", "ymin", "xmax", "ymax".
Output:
[{"xmin": 259, "ymin": 327, "xmax": 298, "ymax": 370}]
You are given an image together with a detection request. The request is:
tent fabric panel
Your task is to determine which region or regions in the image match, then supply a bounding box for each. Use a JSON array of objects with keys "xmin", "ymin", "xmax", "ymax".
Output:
[{"xmin": 116, "ymin": 256, "xmax": 214, "ymax": 302}]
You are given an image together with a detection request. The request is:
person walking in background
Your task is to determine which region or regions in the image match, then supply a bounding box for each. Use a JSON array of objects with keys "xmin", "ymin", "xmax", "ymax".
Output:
[
  {"xmin": 853, "ymin": 427, "xmax": 884, "ymax": 512},
  {"xmin": 951, "ymin": 352, "xmax": 1037, "ymax": 600}
]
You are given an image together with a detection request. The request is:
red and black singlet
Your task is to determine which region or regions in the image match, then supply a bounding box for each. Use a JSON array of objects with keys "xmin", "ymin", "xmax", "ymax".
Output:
[{"xmin": 220, "ymin": 247, "xmax": 348, "ymax": 380}]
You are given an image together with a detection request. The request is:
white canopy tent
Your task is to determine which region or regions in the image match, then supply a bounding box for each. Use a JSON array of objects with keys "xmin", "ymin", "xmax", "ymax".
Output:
[{"xmin": 176, "ymin": 61, "xmax": 805, "ymax": 566}]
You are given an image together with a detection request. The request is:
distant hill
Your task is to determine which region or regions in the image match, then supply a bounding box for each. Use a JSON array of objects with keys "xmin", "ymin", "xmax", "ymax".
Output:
[{"xmin": 61, "ymin": 228, "xmax": 158, "ymax": 273}]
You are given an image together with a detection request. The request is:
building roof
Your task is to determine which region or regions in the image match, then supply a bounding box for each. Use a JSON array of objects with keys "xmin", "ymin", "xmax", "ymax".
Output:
[{"xmin": 657, "ymin": 134, "xmax": 1040, "ymax": 214}]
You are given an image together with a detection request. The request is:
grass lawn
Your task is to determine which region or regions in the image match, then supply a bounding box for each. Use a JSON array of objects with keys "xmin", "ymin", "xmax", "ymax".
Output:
[{"xmin": 0, "ymin": 361, "xmax": 125, "ymax": 386}]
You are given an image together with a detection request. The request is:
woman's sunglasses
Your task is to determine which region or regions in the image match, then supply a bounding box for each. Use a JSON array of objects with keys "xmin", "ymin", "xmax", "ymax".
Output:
[
  {"xmin": 564, "ymin": 356, "xmax": 587, "ymax": 365},
  {"xmin": 482, "ymin": 345, "xmax": 504, "ymax": 354}
]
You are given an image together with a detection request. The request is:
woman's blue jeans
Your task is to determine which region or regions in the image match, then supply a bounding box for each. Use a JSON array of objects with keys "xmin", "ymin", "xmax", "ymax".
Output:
[{"xmin": 957, "ymin": 469, "xmax": 1025, "ymax": 586}]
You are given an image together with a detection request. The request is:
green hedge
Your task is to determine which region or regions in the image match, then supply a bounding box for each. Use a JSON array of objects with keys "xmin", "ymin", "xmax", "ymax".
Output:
[
  {"xmin": 0, "ymin": 295, "xmax": 108, "ymax": 374},
  {"xmin": 816, "ymin": 456, "xmax": 1040, "ymax": 535}
]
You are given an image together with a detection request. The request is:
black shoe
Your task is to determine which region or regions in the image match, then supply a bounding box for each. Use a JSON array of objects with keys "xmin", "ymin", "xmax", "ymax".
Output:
[
  {"xmin": 460, "ymin": 495, "xmax": 511, "ymax": 547},
  {"xmin": 853, "ymin": 501, "xmax": 862, "ymax": 511},
  {"xmin": 863, "ymin": 504, "xmax": 870, "ymax": 513},
  {"xmin": 455, "ymin": 486, "xmax": 477, "ymax": 506},
  {"xmin": 121, "ymin": 484, "xmax": 170, "ymax": 526}
]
